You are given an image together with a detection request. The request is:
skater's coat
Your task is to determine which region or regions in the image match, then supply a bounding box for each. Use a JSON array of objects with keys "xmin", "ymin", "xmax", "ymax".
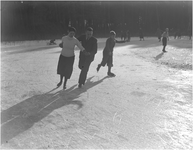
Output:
[
  {"xmin": 104, "ymin": 37, "xmax": 125, "ymax": 52},
  {"xmin": 78, "ymin": 35, "xmax": 97, "ymax": 62}
]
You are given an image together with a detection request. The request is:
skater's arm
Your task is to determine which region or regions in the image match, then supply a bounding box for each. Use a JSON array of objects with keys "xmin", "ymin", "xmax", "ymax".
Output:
[
  {"xmin": 75, "ymin": 39, "xmax": 85, "ymax": 52},
  {"xmin": 89, "ymin": 38, "xmax": 98, "ymax": 56},
  {"xmin": 59, "ymin": 37, "xmax": 63, "ymax": 48},
  {"xmin": 59, "ymin": 42, "xmax": 63, "ymax": 48}
]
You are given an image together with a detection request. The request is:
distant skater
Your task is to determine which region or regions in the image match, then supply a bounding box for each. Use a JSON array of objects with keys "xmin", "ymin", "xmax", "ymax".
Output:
[
  {"xmin": 139, "ymin": 28, "xmax": 144, "ymax": 41},
  {"xmin": 162, "ymin": 28, "xmax": 169, "ymax": 53},
  {"xmin": 176, "ymin": 29, "xmax": 181, "ymax": 39},
  {"xmin": 96, "ymin": 31, "xmax": 125, "ymax": 77},
  {"xmin": 187, "ymin": 25, "xmax": 192, "ymax": 40},
  {"xmin": 126, "ymin": 30, "xmax": 131, "ymax": 42},
  {"xmin": 57, "ymin": 27, "xmax": 85, "ymax": 89},
  {"xmin": 121, "ymin": 30, "xmax": 126, "ymax": 41},
  {"xmin": 49, "ymin": 39, "xmax": 56, "ymax": 45}
]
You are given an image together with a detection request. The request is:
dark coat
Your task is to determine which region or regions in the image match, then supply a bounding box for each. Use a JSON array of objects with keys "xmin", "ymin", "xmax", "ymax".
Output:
[{"xmin": 77, "ymin": 35, "xmax": 97, "ymax": 62}]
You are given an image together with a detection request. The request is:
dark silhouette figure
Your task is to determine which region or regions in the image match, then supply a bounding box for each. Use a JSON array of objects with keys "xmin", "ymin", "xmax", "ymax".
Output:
[
  {"xmin": 48, "ymin": 39, "xmax": 56, "ymax": 45},
  {"xmin": 139, "ymin": 28, "xmax": 144, "ymax": 41},
  {"xmin": 96, "ymin": 31, "xmax": 125, "ymax": 77},
  {"xmin": 161, "ymin": 28, "xmax": 169, "ymax": 52},
  {"xmin": 175, "ymin": 29, "xmax": 181, "ymax": 39},
  {"xmin": 126, "ymin": 30, "xmax": 131, "ymax": 42},
  {"xmin": 120, "ymin": 30, "xmax": 126, "ymax": 41},
  {"xmin": 77, "ymin": 27, "xmax": 98, "ymax": 88}
]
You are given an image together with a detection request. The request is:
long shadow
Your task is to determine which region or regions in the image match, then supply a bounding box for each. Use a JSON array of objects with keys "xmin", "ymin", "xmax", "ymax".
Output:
[
  {"xmin": 3, "ymin": 45, "xmax": 59, "ymax": 55},
  {"xmin": 129, "ymin": 39, "xmax": 162, "ymax": 49},
  {"xmin": 1, "ymin": 76, "xmax": 109, "ymax": 144},
  {"xmin": 154, "ymin": 52, "xmax": 165, "ymax": 60}
]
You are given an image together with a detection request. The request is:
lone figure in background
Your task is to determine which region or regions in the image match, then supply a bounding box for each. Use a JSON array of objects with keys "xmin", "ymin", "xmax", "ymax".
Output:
[
  {"xmin": 77, "ymin": 27, "xmax": 98, "ymax": 88},
  {"xmin": 126, "ymin": 30, "xmax": 131, "ymax": 42},
  {"xmin": 57, "ymin": 27, "xmax": 85, "ymax": 89},
  {"xmin": 96, "ymin": 31, "xmax": 125, "ymax": 77},
  {"xmin": 48, "ymin": 39, "xmax": 56, "ymax": 45},
  {"xmin": 139, "ymin": 28, "xmax": 144, "ymax": 41},
  {"xmin": 162, "ymin": 28, "xmax": 169, "ymax": 53}
]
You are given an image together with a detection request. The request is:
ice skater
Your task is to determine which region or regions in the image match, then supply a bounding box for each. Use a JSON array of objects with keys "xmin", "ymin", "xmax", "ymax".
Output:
[
  {"xmin": 77, "ymin": 27, "xmax": 98, "ymax": 88},
  {"xmin": 96, "ymin": 31, "xmax": 125, "ymax": 77},
  {"xmin": 48, "ymin": 39, "xmax": 56, "ymax": 45},
  {"xmin": 126, "ymin": 30, "xmax": 131, "ymax": 42},
  {"xmin": 120, "ymin": 30, "xmax": 126, "ymax": 41},
  {"xmin": 57, "ymin": 27, "xmax": 85, "ymax": 89},
  {"xmin": 139, "ymin": 28, "xmax": 144, "ymax": 41},
  {"xmin": 161, "ymin": 28, "xmax": 169, "ymax": 52}
]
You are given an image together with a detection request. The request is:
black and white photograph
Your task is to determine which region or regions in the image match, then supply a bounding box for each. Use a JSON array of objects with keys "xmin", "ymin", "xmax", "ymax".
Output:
[{"xmin": 1, "ymin": 0, "xmax": 192, "ymax": 149}]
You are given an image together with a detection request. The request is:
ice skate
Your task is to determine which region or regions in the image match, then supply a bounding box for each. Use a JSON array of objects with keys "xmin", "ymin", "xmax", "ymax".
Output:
[
  {"xmin": 57, "ymin": 82, "xmax": 62, "ymax": 87},
  {"xmin": 107, "ymin": 72, "xmax": 116, "ymax": 77},
  {"xmin": 63, "ymin": 84, "xmax": 66, "ymax": 90}
]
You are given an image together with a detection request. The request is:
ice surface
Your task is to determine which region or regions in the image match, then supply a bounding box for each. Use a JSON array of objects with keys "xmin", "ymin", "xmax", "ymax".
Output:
[{"xmin": 1, "ymin": 37, "xmax": 192, "ymax": 149}]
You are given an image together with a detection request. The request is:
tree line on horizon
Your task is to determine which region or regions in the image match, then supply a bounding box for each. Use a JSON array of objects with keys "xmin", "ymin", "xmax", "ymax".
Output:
[{"xmin": 1, "ymin": 1, "xmax": 192, "ymax": 41}]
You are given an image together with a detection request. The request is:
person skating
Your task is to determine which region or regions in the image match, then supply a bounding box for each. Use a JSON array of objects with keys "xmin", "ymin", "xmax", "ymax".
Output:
[
  {"xmin": 77, "ymin": 27, "xmax": 98, "ymax": 88},
  {"xmin": 139, "ymin": 28, "xmax": 144, "ymax": 41},
  {"xmin": 120, "ymin": 30, "xmax": 126, "ymax": 41},
  {"xmin": 96, "ymin": 31, "xmax": 125, "ymax": 77},
  {"xmin": 49, "ymin": 39, "xmax": 56, "ymax": 45},
  {"xmin": 126, "ymin": 30, "xmax": 131, "ymax": 42},
  {"xmin": 57, "ymin": 27, "xmax": 85, "ymax": 89},
  {"xmin": 161, "ymin": 28, "xmax": 169, "ymax": 53}
]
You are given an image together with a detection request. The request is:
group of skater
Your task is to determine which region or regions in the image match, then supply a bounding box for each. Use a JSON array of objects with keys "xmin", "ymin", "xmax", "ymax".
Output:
[
  {"xmin": 120, "ymin": 30, "xmax": 131, "ymax": 42},
  {"xmin": 56, "ymin": 25, "xmax": 186, "ymax": 89},
  {"xmin": 121, "ymin": 27, "xmax": 169, "ymax": 52},
  {"xmin": 57, "ymin": 26, "xmax": 125, "ymax": 89}
]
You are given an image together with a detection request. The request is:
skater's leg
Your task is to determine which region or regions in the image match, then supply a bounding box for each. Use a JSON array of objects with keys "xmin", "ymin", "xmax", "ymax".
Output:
[
  {"xmin": 162, "ymin": 45, "xmax": 167, "ymax": 52},
  {"xmin": 57, "ymin": 75, "xmax": 63, "ymax": 87},
  {"xmin": 162, "ymin": 37, "xmax": 167, "ymax": 52},
  {"xmin": 97, "ymin": 51, "xmax": 109, "ymax": 72},
  {"xmin": 78, "ymin": 61, "xmax": 92, "ymax": 87},
  {"xmin": 108, "ymin": 66, "xmax": 112, "ymax": 74},
  {"xmin": 107, "ymin": 55, "xmax": 115, "ymax": 76},
  {"xmin": 63, "ymin": 77, "xmax": 68, "ymax": 89},
  {"xmin": 96, "ymin": 64, "xmax": 101, "ymax": 72},
  {"xmin": 107, "ymin": 66, "xmax": 115, "ymax": 77}
]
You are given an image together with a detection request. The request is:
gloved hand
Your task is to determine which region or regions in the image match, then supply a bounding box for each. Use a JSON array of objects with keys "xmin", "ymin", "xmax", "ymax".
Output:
[
  {"xmin": 59, "ymin": 43, "xmax": 63, "ymax": 48},
  {"xmin": 83, "ymin": 50, "xmax": 90, "ymax": 56}
]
